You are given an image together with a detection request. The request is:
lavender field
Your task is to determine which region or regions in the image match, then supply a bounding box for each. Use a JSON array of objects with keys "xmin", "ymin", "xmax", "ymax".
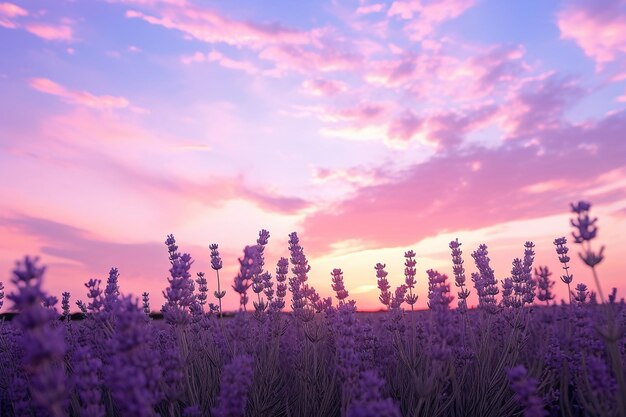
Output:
[{"xmin": 0, "ymin": 201, "xmax": 622, "ymax": 417}]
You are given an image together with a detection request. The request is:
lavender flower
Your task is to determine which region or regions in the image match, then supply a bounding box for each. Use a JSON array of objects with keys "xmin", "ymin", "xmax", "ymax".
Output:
[
  {"xmin": 195, "ymin": 271, "xmax": 208, "ymax": 308},
  {"xmin": 573, "ymin": 282, "xmax": 589, "ymax": 304},
  {"xmin": 553, "ymin": 237, "xmax": 573, "ymax": 303},
  {"xmin": 288, "ymin": 232, "xmax": 314, "ymax": 320},
  {"xmin": 209, "ymin": 243, "xmax": 226, "ymax": 317},
  {"xmin": 534, "ymin": 266, "xmax": 555, "ymax": 305},
  {"xmin": 506, "ymin": 365, "xmax": 547, "ymax": 417},
  {"xmin": 162, "ymin": 252, "xmax": 196, "ymax": 325},
  {"xmin": 0, "ymin": 281, "xmax": 4, "ymax": 311},
  {"xmin": 212, "ymin": 354, "xmax": 255, "ymax": 417},
  {"xmin": 347, "ymin": 370, "xmax": 401, "ymax": 417},
  {"xmin": 105, "ymin": 296, "xmax": 162, "ymax": 417},
  {"xmin": 570, "ymin": 201, "xmax": 597, "ymax": 243},
  {"xmin": 570, "ymin": 201, "xmax": 606, "ymax": 300},
  {"xmin": 233, "ymin": 245, "xmax": 258, "ymax": 311},
  {"xmin": 331, "ymin": 268, "xmax": 349, "ymax": 303},
  {"xmin": 142, "ymin": 292, "xmax": 150, "ymax": 315},
  {"xmin": 270, "ymin": 257, "xmax": 288, "ymax": 312},
  {"xmin": 375, "ymin": 263, "xmax": 392, "ymax": 308},
  {"xmin": 103, "ymin": 267, "xmax": 120, "ymax": 310},
  {"xmin": 76, "ymin": 300, "xmax": 88, "ymax": 314},
  {"xmin": 450, "ymin": 239, "xmax": 470, "ymax": 312},
  {"xmin": 471, "ymin": 244, "xmax": 499, "ymax": 313},
  {"xmin": 390, "ymin": 284, "xmax": 407, "ymax": 310},
  {"xmin": 404, "ymin": 250, "xmax": 418, "ymax": 309},
  {"xmin": 85, "ymin": 278, "xmax": 104, "ymax": 313},
  {"xmin": 165, "ymin": 233, "xmax": 180, "ymax": 263},
  {"xmin": 521, "ymin": 242, "xmax": 536, "ymax": 305},
  {"xmin": 7, "ymin": 256, "xmax": 68, "ymax": 417},
  {"xmin": 61, "ymin": 291, "xmax": 71, "ymax": 321},
  {"xmin": 73, "ymin": 345, "xmax": 105, "ymax": 417},
  {"xmin": 426, "ymin": 269, "xmax": 453, "ymax": 311}
]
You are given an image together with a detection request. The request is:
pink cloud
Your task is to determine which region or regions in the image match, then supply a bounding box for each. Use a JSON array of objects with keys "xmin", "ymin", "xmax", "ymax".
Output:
[
  {"xmin": 497, "ymin": 74, "xmax": 585, "ymax": 138},
  {"xmin": 25, "ymin": 23, "xmax": 73, "ymax": 41},
  {"xmin": 182, "ymin": 51, "xmax": 262, "ymax": 75},
  {"xmin": 387, "ymin": 110, "xmax": 423, "ymax": 141},
  {"xmin": 301, "ymin": 110, "xmax": 626, "ymax": 256},
  {"xmin": 0, "ymin": 2, "xmax": 27, "ymax": 28},
  {"xmin": 356, "ymin": 3, "xmax": 386, "ymax": 15},
  {"xmin": 29, "ymin": 78, "xmax": 131, "ymax": 110},
  {"xmin": 125, "ymin": 6, "xmax": 310, "ymax": 48},
  {"xmin": 388, "ymin": 0, "xmax": 475, "ymax": 40},
  {"xmin": 259, "ymin": 43, "xmax": 362, "ymax": 73},
  {"xmin": 301, "ymin": 78, "xmax": 348, "ymax": 96},
  {"xmin": 557, "ymin": 0, "xmax": 626, "ymax": 68}
]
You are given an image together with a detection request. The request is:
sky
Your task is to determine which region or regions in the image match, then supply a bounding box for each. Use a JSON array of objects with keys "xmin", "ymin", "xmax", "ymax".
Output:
[{"xmin": 1, "ymin": 0, "xmax": 625, "ymax": 312}]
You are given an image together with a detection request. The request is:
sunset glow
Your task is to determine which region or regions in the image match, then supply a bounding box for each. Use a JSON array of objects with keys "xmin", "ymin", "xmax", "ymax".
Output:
[{"xmin": 1, "ymin": 0, "xmax": 625, "ymax": 312}]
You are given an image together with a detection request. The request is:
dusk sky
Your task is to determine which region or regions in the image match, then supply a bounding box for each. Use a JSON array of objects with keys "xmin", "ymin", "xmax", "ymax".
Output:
[{"xmin": 1, "ymin": 0, "xmax": 625, "ymax": 312}]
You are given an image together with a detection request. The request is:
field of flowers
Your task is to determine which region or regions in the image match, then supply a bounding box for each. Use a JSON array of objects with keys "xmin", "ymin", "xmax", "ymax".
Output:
[{"xmin": 0, "ymin": 201, "xmax": 623, "ymax": 417}]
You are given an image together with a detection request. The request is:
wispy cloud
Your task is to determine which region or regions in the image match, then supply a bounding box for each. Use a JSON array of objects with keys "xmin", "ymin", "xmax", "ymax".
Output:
[{"xmin": 29, "ymin": 78, "xmax": 131, "ymax": 110}]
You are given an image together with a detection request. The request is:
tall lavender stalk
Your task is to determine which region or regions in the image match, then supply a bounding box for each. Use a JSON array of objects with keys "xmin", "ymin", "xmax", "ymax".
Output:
[
  {"xmin": 7, "ymin": 256, "xmax": 67, "ymax": 417},
  {"xmin": 553, "ymin": 237, "xmax": 573, "ymax": 304},
  {"xmin": 209, "ymin": 243, "xmax": 225, "ymax": 317},
  {"xmin": 449, "ymin": 239, "xmax": 470, "ymax": 312},
  {"xmin": 404, "ymin": 250, "xmax": 418, "ymax": 311}
]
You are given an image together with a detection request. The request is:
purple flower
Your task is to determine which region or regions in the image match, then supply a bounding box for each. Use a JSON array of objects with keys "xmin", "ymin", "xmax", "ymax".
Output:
[
  {"xmin": 0, "ymin": 281, "xmax": 4, "ymax": 311},
  {"xmin": 195, "ymin": 271, "xmax": 208, "ymax": 308},
  {"xmin": 375, "ymin": 263, "xmax": 392, "ymax": 308},
  {"xmin": 347, "ymin": 370, "xmax": 401, "ymax": 417},
  {"xmin": 209, "ymin": 243, "xmax": 223, "ymax": 270},
  {"xmin": 426, "ymin": 269, "xmax": 453, "ymax": 311},
  {"xmin": 7, "ymin": 256, "xmax": 68, "ymax": 417},
  {"xmin": 573, "ymin": 282, "xmax": 589, "ymax": 304},
  {"xmin": 390, "ymin": 284, "xmax": 407, "ymax": 310},
  {"xmin": 165, "ymin": 233, "xmax": 180, "ymax": 263},
  {"xmin": 103, "ymin": 267, "xmax": 120, "ymax": 310},
  {"xmin": 506, "ymin": 365, "xmax": 547, "ymax": 417},
  {"xmin": 212, "ymin": 354, "xmax": 255, "ymax": 417},
  {"xmin": 73, "ymin": 345, "xmax": 105, "ymax": 417},
  {"xmin": 159, "ymin": 330, "xmax": 183, "ymax": 401},
  {"xmin": 471, "ymin": 245, "xmax": 499, "ymax": 313},
  {"xmin": 534, "ymin": 266, "xmax": 555, "ymax": 304},
  {"xmin": 331, "ymin": 268, "xmax": 349, "ymax": 302},
  {"xmin": 105, "ymin": 296, "xmax": 163, "ymax": 417},
  {"xmin": 450, "ymin": 238, "xmax": 470, "ymax": 312},
  {"xmin": 233, "ymin": 245, "xmax": 258, "ymax": 311},
  {"xmin": 404, "ymin": 250, "xmax": 418, "ymax": 309},
  {"xmin": 76, "ymin": 300, "xmax": 88, "ymax": 314},
  {"xmin": 570, "ymin": 201, "xmax": 597, "ymax": 243},
  {"xmin": 270, "ymin": 257, "xmax": 289, "ymax": 312},
  {"xmin": 162, "ymin": 252, "xmax": 196, "ymax": 325},
  {"xmin": 85, "ymin": 278, "xmax": 104, "ymax": 313},
  {"xmin": 61, "ymin": 291, "xmax": 71, "ymax": 320},
  {"xmin": 141, "ymin": 292, "xmax": 150, "ymax": 315}
]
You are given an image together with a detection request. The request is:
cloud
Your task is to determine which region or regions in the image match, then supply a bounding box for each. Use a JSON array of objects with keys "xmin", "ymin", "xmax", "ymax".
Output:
[
  {"xmin": 557, "ymin": 0, "xmax": 626, "ymax": 68},
  {"xmin": 301, "ymin": 78, "xmax": 348, "ymax": 96},
  {"xmin": 124, "ymin": 6, "xmax": 310, "ymax": 48},
  {"xmin": 356, "ymin": 3, "xmax": 386, "ymax": 15},
  {"xmin": 24, "ymin": 23, "xmax": 74, "ymax": 41},
  {"xmin": 29, "ymin": 78, "xmax": 131, "ymax": 110},
  {"xmin": 497, "ymin": 74, "xmax": 586, "ymax": 138},
  {"xmin": 182, "ymin": 50, "xmax": 263, "ymax": 75},
  {"xmin": 0, "ymin": 2, "xmax": 27, "ymax": 28},
  {"xmin": 388, "ymin": 0, "xmax": 476, "ymax": 40},
  {"xmin": 300, "ymin": 109, "xmax": 626, "ymax": 256}
]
